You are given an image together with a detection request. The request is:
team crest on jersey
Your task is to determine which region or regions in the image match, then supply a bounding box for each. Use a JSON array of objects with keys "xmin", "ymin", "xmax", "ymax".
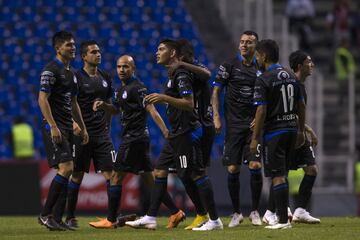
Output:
[
  {"xmin": 167, "ymin": 79, "xmax": 172, "ymax": 88},
  {"xmin": 122, "ymin": 90, "xmax": 127, "ymax": 99},
  {"xmin": 102, "ymin": 80, "xmax": 108, "ymax": 88},
  {"xmin": 256, "ymin": 70, "xmax": 262, "ymax": 77},
  {"xmin": 73, "ymin": 75, "xmax": 77, "ymax": 84},
  {"xmin": 277, "ymin": 71, "xmax": 289, "ymax": 80}
]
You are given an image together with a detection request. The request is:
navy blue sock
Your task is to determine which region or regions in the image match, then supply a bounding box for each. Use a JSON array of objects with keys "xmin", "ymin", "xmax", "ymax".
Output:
[
  {"xmin": 268, "ymin": 183, "xmax": 276, "ymax": 212},
  {"xmin": 196, "ymin": 176, "xmax": 218, "ymax": 220},
  {"xmin": 108, "ymin": 185, "xmax": 122, "ymax": 222},
  {"xmin": 147, "ymin": 177, "xmax": 167, "ymax": 217},
  {"xmin": 227, "ymin": 172, "xmax": 240, "ymax": 213},
  {"xmin": 297, "ymin": 174, "xmax": 316, "ymax": 209},
  {"xmin": 42, "ymin": 174, "xmax": 68, "ymax": 216},
  {"xmin": 66, "ymin": 180, "xmax": 81, "ymax": 220},
  {"xmin": 183, "ymin": 179, "xmax": 207, "ymax": 215},
  {"xmin": 273, "ymin": 182, "xmax": 289, "ymax": 223},
  {"xmin": 250, "ymin": 168, "xmax": 263, "ymax": 211}
]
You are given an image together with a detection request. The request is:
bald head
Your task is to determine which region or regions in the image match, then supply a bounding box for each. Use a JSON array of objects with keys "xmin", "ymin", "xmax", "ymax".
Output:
[{"xmin": 117, "ymin": 55, "xmax": 136, "ymax": 82}]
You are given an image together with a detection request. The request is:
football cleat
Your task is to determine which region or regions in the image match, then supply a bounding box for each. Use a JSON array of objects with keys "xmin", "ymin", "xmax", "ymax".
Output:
[{"xmin": 228, "ymin": 212, "xmax": 244, "ymax": 228}]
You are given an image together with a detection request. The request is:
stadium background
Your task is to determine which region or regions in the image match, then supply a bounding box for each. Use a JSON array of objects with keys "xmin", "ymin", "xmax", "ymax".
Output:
[{"xmin": 0, "ymin": 0, "xmax": 359, "ymax": 217}]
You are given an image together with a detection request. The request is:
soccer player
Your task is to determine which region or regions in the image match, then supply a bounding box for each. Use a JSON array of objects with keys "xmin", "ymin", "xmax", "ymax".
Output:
[
  {"xmin": 38, "ymin": 31, "xmax": 88, "ymax": 231},
  {"xmin": 59, "ymin": 40, "xmax": 120, "ymax": 229},
  {"xmin": 250, "ymin": 39, "xmax": 306, "ymax": 229},
  {"xmin": 126, "ymin": 39, "xmax": 223, "ymax": 231},
  {"xmin": 88, "ymin": 55, "xmax": 182, "ymax": 228},
  {"xmin": 166, "ymin": 39, "xmax": 214, "ymax": 229},
  {"xmin": 212, "ymin": 31, "xmax": 263, "ymax": 227},
  {"xmin": 288, "ymin": 50, "xmax": 320, "ymax": 223}
]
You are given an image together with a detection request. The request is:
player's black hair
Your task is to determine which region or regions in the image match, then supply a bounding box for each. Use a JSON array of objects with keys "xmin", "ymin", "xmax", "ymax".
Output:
[
  {"xmin": 177, "ymin": 39, "xmax": 194, "ymax": 63},
  {"xmin": 289, "ymin": 50, "xmax": 309, "ymax": 72},
  {"xmin": 159, "ymin": 38, "xmax": 180, "ymax": 57},
  {"xmin": 80, "ymin": 40, "xmax": 98, "ymax": 56},
  {"xmin": 52, "ymin": 31, "xmax": 74, "ymax": 49},
  {"xmin": 242, "ymin": 30, "xmax": 259, "ymax": 41},
  {"xmin": 256, "ymin": 39, "xmax": 279, "ymax": 63}
]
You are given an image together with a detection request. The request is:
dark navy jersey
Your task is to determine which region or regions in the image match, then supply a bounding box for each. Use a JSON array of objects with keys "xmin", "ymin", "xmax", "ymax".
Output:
[
  {"xmin": 190, "ymin": 63, "xmax": 214, "ymax": 128},
  {"xmin": 299, "ymin": 82, "xmax": 307, "ymax": 105},
  {"xmin": 165, "ymin": 68, "xmax": 201, "ymax": 137},
  {"xmin": 39, "ymin": 59, "xmax": 78, "ymax": 130},
  {"xmin": 254, "ymin": 64, "xmax": 303, "ymax": 133},
  {"xmin": 75, "ymin": 68, "xmax": 113, "ymax": 137},
  {"xmin": 113, "ymin": 77, "xmax": 149, "ymax": 143},
  {"xmin": 214, "ymin": 55, "xmax": 261, "ymax": 128}
]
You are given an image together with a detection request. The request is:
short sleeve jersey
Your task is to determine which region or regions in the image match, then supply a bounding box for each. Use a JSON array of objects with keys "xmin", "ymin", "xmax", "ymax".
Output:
[
  {"xmin": 39, "ymin": 59, "xmax": 78, "ymax": 130},
  {"xmin": 254, "ymin": 64, "xmax": 303, "ymax": 133},
  {"xmin": 75, "ymin": 68, "xmax": 113, "ymax": 137},
  {"xmin": 165, "ymin": 68, "xmax": 201, "ymax": 137},
  {"xmin": 213, "ymin": 55, "xmax": 261, "ymax": 128},
  {"xmin": 191, "ymin": 62, "xmax": 214, "ymax": 128},
  {"xmin": 113, "ymin": 77, "xmax": 149, "ymax": 143}
]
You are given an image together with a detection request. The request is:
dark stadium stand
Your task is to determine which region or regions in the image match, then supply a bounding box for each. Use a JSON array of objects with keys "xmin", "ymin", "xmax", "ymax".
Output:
[{"xmin": 0, "ymin": 0, "xmax": 221, "ymax": 160}]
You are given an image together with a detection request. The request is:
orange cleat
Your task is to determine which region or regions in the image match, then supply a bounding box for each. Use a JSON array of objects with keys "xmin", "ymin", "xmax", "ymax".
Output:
[
  {"xmin": 89, "ymin": 218, "xmax": 116, "ymax": 229},
  {"xmin": 166, "ymin": 210, "xmax": 186, "ymax": 229}
]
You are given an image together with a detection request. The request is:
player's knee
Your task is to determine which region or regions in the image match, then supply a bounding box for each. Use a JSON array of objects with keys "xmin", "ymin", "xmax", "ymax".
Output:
[
  {"xmin": 111, "ymin": 171, "xmax": 125, "ymax": 185},
  {"xmin": 249, "ymin": 161, "xmax": 262, "ymax": 169},
  {"xmin": 304, "ymin": 164, "xmax": 318, "ymax": 176},
  {"xmin": 58, "ymin": 161, "xmax": 73, "ymax": 178},
  {"xmin": 227, "ymin": 164, "xmax": 240, "ymax": 174},
  {"xmin": 102, "ymin": 170, "xmax": 113, "ymax": 181},
  {"xmin": 153, "ymin": 169, "xmax": 168, "ymax": 178}
]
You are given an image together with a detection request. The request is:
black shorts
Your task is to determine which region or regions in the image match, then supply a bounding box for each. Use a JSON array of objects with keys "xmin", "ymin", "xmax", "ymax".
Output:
[
  {"xmin": 201, "ymin": 125, "xmax": 215, "ymax": 167},
  {"xmin": 73, "ymin": 135, "xmax": 114, "ymax": 173},
  {"xmin": 222, "ymin": 127, "xmax": 261, "ymax": 166},
  {"xmin": 263, "ymin": 131, "xmax": 297, "ymax": 178},
  {"xmin": 156, "ymin": 132, "xmax": 203, "ymax": 179},
  {"xmin": 114, "ymin": 138, "xmax": 152, "ymax": 174},
  {"xmin": 42, "ymin": 124, "xmax": 73, "ymax": 168},
  {"xmin": 289, "ymin": 140, "xmax": 316, "ymax": 170}
]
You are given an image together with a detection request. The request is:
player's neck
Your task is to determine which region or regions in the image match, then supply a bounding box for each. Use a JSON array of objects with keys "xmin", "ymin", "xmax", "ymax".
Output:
[
  {"xmin": 56, "ymin": 55, "xmax": 70, "ymax": 70},
  {"xmin": 242, "ymin": 55, "xmax": 254, "ymax": 66},
  {"xmin": 83, "ymin": 65, "xmax": 98, "ymax": 77},
  {"xmin": 296, "ymin": 72, "xmax": 306, "ymax": 83}
]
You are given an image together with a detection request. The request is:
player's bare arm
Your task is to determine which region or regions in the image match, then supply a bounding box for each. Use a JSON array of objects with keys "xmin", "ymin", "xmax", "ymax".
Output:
[
  {"xmin": 38, "ymin": 91, "xmax": 62, "ymax": 144},
  {"xmin": 93, "ymin": 100, "xmax": 119, "ymax": 115},
  {"xmin": 71, "ymin": 96, "xmax": 89, "ymax": 144},
  {"xmin": 212, "ymin": 85, "xmax": 222, "ymax": 134},
  {"xmin": 145, "ymin": 93, "xmax": 194, "ymax": 112},
  {"xmin": 250, "ymin": 105, "xmax": 266, "ymax": 154},
  {"xmin": 146, "ymin": 103, "xmax": 169, "ymax": 138},
  {"xmin": 305, "ymin": 124, "xmax": 318, "ymax": 147}
]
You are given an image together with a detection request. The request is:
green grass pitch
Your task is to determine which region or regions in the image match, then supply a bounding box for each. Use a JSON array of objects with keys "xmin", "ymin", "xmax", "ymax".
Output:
[{"xmin": 0, "ymin": 216, "xmax": 359, "ymax": 240}]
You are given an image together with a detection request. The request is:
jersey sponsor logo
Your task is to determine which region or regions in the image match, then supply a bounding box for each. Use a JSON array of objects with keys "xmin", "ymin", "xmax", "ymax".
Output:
[
  {"xmin": 40, "ymin": 71, "xmax": 56, "ymax": 85},
  {"xmin": 167, "ymin": 79, "xmax": 172, "ymax": 88},
  {"xmin": 73, "ymin": 75, "xmax": 77, "ymax": 84},
  {"xmin": 122, "ymin": 90, "xmax": 127, "ymax": 99},
  {"xmin": 102, "ymin": 80, "xmax": 108, "ymax": 88},
  {"xmin": 277, "ymin": 71, "xmax": 290, "ymax": 80}
]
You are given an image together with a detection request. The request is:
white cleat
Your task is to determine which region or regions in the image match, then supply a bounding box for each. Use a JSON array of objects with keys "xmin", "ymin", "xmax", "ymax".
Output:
[
  {"xmin": 292, "ymin": 208, "xmax": 320, "ymax": 224},
  {"xmin": 249, "ymin": 210, "xmax": 262, "ymax": 226},
  {"xmin": 288, "ymin": 207, "xmax": 293, "ymax": 222},
  {"xmin": 125, "ymin": 215, "xmax": 157, "ymax": 230},
  {"xmin": 228, "ymin": 213, "xmax": 244, "ymax": 228},
  {"xmin": 265, "ymin": 222, "xmax": 292, "ymax": 230},
  {"xmin": 262, "ymin": 210, "xmax": 278, "ymax": 226},
  {"xmin": 192, "ymin": 218, "xmax": 223, "ymax": 231}
]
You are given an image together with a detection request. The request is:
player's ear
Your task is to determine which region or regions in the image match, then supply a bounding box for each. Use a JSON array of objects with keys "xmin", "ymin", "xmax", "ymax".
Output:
[{"xmin": 170, "ymin": 49, "xmax": 177, "ymax": 58}]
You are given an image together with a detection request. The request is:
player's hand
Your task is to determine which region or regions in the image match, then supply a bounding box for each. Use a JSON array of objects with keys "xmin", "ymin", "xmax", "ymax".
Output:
[
  {"xmin": 93, "ymin": 100, "xmax": 104, "ymax": 111},
  {"xmin": 296, "ymin": 131, "xmax": 305, "ymax": 149},
  {"xmin": 144, "ymin": 93, "xmax": 166, "ymax": 104},
  {"xmin": 250, "ymin": 139, "xmax": 259, "ymax": 155},
  {"xmin": 214, "ymin": 116, "xmax": 222, "ymax": 135},
  {"xmin": 306, "ymin": 129, "xmax": 318, "ymax": 147},
  {"xmin": 73, "ymin": 121, "xmax": 81, "ymax": 136},
  {"xmin": 50, "ymin": 125, "xmax": 62, "ymax": 144},
  {"xmin": 166, "ymin": 59, "xmax": 182, "ymax": 78},
  {"xmin": 250, "ymin": 119, "xmax": 255, "ymax": 130},
  {"xmin": 80, "ymin": 129, "xmax": 89, "ymax": 145}
]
